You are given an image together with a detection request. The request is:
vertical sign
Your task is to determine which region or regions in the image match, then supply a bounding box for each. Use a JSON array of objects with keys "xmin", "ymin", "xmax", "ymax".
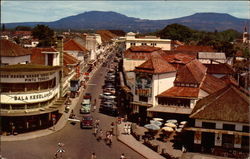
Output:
[
  {"xmin": 234, "ymin": 134, "xmax": 241, "ymax": 148},
  {"xmin": 215, "ymin": 133, "xmax": 222, "ymax": 146},
  {"xmin": 194, "ymin": 131, "xmax": 202, "ymax": 144}
]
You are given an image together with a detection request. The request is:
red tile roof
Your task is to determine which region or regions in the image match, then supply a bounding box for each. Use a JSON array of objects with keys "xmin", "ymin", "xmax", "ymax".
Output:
[
  {"xmin": 174, "ymin": 45, "xmax": 215, "ymax": 52},
  {"xmin": 175, "ymin": 59, "xmax": 207, "ymax": 84},
  {"xmin": 190, "ymin": 85, "xmax": 250, "ymax": 123},
  {"xmin": 0, "ymin": 39, "xmax": 32, "ymax": 57},
  {"xmin": 63, "ymin": 52, "xmax": 79, "ymax": 65},
  {"xmin": 31, "ymin": 47, "xmax": 78, "ymax": 66},
  {"xmin": 204, "ymin": 63, "xmax": 234, "ymax": 75},
  {"xmin": 64, "ymin": 39, "xmax": 88, "ymax": 53},
  {"xmin": 134, "ymin": 54, "xmax": 176, "ymax": 74},
  {"xmin": 200, "ymin": 74, "xmax": 227, "ymax": 94},
  {"xmin": 124, "ymin": 46, "xmax": 163, "ymax": 60},
  {"xmin": 161, "ymin": 53, "xmax": 196, "ymax": 65},
  {"xmin": 220, "ymin": 75, "xmax": 238, "ymax": 87},
  {"xmin": 157, "ymin": 86, "xmax": 199, "ymax": 98},
  {"xmin": 96, "ymin": 30, "xmax": 117, "ymax": 43}
]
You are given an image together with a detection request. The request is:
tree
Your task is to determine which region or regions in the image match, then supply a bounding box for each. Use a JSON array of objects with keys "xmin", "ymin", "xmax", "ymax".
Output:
[
  {"xmin": 15, "ymin": 26, "xmax": 31, "ymax": 31},
  {"xmin": 157, "ymin": 23, "xmax": 193, "ymax": 43},
  {"xmin": 32, "ymin": 25, "xmax": 55, "ymax": 47}
]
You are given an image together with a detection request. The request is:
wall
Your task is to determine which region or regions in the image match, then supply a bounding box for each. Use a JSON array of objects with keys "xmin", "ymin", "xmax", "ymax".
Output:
[
  {"xmin": 198, "ymin": 89, "xmax": 209, "ymax": 98},
  {"xmin": 123, "ymin": 59, "xmax": 146, "ymax": 71},
  {"xmin": 125, "ymin": 39, "xmax": 171, "ymax": 50},
  {"xmin": 1, "ymin": 55, "xmax": 30, "ymax": 65},
  {"xmin": 152, "ymin": 72, "xmax": 176, "ymax": 106}
]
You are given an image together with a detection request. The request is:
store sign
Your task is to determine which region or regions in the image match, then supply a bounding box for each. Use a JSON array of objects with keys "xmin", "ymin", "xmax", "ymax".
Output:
[
  {"xmin": 215, "ymin": 133, "xmax": 222, "ymax": 146},
  {"xmin": 194, "ymin": 131, "xmax": 202, "ymax": 144},
  {"xmin": 234, "ymin": 134, "xmax": 241, "ymax": 148},
  {"xmin": 135, "ymin": 74, "xmax": 152, "ymax": 97},
  {"xmin": 0, "ymin": 72, "xmax": 56, "ymax": 83},
  {"xmin": 1, "ymin": 88, "xmax": 58, "ymax": 104}
]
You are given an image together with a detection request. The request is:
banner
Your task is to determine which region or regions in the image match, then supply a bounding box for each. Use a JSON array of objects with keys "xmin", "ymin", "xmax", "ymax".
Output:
[
  {"xmin": 215, "ymin": 133, "xmax": 222, "ymax": 146},
  {"xmin": 194, "ymin": 131, "xmax": 202, "ymax": 144}
]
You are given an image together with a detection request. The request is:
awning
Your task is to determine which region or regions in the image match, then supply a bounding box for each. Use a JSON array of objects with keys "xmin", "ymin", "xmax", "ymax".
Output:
[
  {"xmin": 130, "ymin": 101, "xmax": 152, "ymax": 107},
  {"xmin": 184, "ymin": 127, "xmax": 250, "ymax": 136},
  {"xmin": 147, "ymin": 105, "xmax": 192, "ymax": 114}
]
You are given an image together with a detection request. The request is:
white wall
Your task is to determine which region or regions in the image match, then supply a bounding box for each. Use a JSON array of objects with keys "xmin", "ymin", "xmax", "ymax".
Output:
[
  {"xmin": 1, "ymin": 55, "xmax": 30, "ymax": 65},
  {"xmin": 125, "ymin": 40, "xmax": 171, "ymax": 50},
  {"xmin": 123, "ymin": 59, "xmax": 146, "ymax": 71},
  {"xmin": 152, "ymin": 72, "xmax": 176, "ymax": 106},
  {"xmin": 198, "ymin": 89, "xmax": 209, "ymax": 98}
]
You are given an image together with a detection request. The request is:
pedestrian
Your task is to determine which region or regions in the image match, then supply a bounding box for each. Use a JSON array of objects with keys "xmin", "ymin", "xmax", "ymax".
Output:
[
  {"xmin": 127, "ymin": 124, "xmax": 131, "ymax": 135},
  {"xmin": 124, "ymin": 124, "xmax": 127, "ymax": 135},
  {"xmin": 93, "ymin": 126, "xmax": 98, "ymax": 136},
  {"xmin": 109, "ymin": 133, "xmax": 113, "ymax": 144},
  {"xmin": 120, "ymin": 153, "xmax": 126, "ymax": 159},
  {"xmin": 97, "ymin": 129, "xmax": 103, "ymax": 141},
  {"xmin": 91, "ymin": 152, "xmax": 97, "ymax": 159},
  {"xmin": 110, "ymin": 122, "xmax": 115, "ymax": 135}
]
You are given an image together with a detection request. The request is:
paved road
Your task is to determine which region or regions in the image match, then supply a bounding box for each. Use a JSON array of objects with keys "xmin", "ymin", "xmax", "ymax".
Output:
[{"xmin": 1, "ymin": 51, "xmax": 145, "ymax": 159}]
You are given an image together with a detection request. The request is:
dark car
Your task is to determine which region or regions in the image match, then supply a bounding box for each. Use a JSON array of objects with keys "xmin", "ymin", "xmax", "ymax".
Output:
[{"xmin": 80, "ymin": 114, "xmax": 93, "ymax": 129}]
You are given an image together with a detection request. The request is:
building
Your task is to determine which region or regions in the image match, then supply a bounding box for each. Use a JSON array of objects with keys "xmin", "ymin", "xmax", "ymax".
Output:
[
  {"xmin": 0, "ymin": 39, "xmax": 78, "ymax": 134},
  {"xmin": 197, "ymin": 52, "xmax": 227, "ymax": 64},
  {"xmin": 184, "ymin": 85, "xmax": 249, "ymax": 158},
  {"xmin": 123, "ymin": 45, "xmax": 163, "ymax": 72},
  {"xmin": 204, "ymin": 63, "xmax": 235, "ymax": 78},
  {"xmin": 0, "ymin": 39, "xmax": 32, "ymax": 65},
  {"xmin": 63, "ymin": 39, "xmax": 89, "ymax": 73},
  {"xmin": 147, "ymin": 60, "xmax": 226, "ymax": 120},
  {"xmin": 0, "ymin": 64, "xmax": 64, "ymax": 134},
  {"xmin": 129, "ymin": 53, "xmax": 177, "ymax": 124},
  {"xmin": 125, "ymin": 32, "xmax": 171, "ymax": 51}
]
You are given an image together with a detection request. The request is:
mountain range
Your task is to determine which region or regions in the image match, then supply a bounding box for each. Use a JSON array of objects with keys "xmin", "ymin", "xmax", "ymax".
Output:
[{"xmin": 4, "ymin": 11, "xmax": 250, "ymax": 33}]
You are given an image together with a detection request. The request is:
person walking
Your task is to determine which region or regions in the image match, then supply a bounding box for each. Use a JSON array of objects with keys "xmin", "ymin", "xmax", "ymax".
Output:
[
  {"xmin": 97, "ymin": 129, "xmax": 103, "ymax": 141},
  {"xmin": 93, "ymin": 126, "xmax": 98, "ymax": 136},
  {"xmin": 91, "ymin": 152, "xmax": 97, "ymax": 159},
  {"xmin": 120, "ymin": 153, "xmax": 126, "ymax": 159},
  {"xmin": 127, "ymin": 123, "xmax": 131, "ymax": 135},
  {"xmin": 124, "ymin": 124, "xmax": 127, "ymax": 135}
]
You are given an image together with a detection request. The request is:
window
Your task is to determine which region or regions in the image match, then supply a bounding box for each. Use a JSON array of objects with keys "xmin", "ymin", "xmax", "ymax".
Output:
[
  {"xmin": 139, "ymin": 96, "xmax": 148, "ymax": 102},
  {"xmin": 151, "ymin": 43, "xmax": 157, "ymax": 46},
  {"xmin": 202, "ymin": 122, "xmax": 216, "ymax": 129},
  {"xmin": 141, "ymin": 43, "xmax": 147, "ymax": 46},
  {"xmin": 223, "ymin": 124, "xmax": 235, "ymax": 131},
  {"xmin": 243, "ymin": 126, "xmax": 249, "ymax": 133},
  {"xmin": 130, "ymin": 43, "xmax": 136, "ymax": 46}
]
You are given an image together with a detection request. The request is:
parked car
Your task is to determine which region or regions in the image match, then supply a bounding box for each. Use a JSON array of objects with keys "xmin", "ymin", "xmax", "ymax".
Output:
[
  {"xmin": 80, "ymin": 114, "xmax": 93, "ymax": 129},
  {"xmin": 99, "ymin": 92, "xmax": 116, "ymax": 99}
]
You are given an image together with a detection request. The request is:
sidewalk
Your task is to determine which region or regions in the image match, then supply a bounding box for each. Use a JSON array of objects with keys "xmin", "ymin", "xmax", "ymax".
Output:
[
  {"xmin": 1, "ymin": 60, "xmax": 104, "ymax": 142},
  {"xmin": 117, "ymin": 122, "xmax": 165, "ymax": 159}
]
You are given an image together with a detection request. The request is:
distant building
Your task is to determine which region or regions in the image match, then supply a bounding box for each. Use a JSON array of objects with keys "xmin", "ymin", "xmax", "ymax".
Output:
[
  {"xmin": 197, "ymin": 52, "xmax": 227, "ymax": 64},
  {"xmin": 125, "ymin": 32, "xmax": 171, "ymax": 51}
]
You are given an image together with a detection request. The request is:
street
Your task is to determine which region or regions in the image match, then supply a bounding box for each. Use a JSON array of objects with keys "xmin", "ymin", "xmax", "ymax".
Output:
[{"xmin": 1, "ymin": 50, "xmax": 145, "ymax": 159}]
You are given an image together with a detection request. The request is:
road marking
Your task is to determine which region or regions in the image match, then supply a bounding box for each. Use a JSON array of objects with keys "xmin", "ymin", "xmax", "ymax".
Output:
[{"xmin": 68, "ymin": 118, "xmax": 80, "ymax": 122}]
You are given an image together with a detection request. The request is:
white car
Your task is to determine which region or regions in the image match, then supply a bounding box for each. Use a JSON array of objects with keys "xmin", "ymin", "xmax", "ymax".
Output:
[{"xmin": 99, "ymin": 92, "xmax": 116, "ymax": 99}]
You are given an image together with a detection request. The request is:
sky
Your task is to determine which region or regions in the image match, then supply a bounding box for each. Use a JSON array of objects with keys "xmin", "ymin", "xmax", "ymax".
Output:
[{"xmin": 1, "ymin": 1, "xmax": 249, "ymax": 23}]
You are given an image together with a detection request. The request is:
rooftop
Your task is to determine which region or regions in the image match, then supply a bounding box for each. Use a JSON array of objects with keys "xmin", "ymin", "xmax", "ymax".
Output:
[
  {"xmin": 0, "ymin": 39, "xmax": 32, "ymax": 57},
  {"xmin": 190, "ymin": 85, "xmax": 250, "ymax": 123},
  {"xmin": 157, "ymin": 86, "xmax": 200, "ymax": 98},
  {"xmin": 0, "ymin": 64, "xmax": 61, "ymax": 72},
  {"xmin": 64, "ymin": 39, "xmax": 88, "ymax": 53}
]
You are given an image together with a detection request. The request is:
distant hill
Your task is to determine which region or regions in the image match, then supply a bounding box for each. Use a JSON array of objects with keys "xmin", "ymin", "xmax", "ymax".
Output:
[{"xmin": 4, "ymin": 11, "xmax": 250, "ymax": 33}]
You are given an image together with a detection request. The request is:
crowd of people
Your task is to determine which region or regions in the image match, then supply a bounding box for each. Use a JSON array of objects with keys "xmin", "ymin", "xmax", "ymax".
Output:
[{"xmin": 91, "ymin": 120, "xmax": 128, "ymax": 159}]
